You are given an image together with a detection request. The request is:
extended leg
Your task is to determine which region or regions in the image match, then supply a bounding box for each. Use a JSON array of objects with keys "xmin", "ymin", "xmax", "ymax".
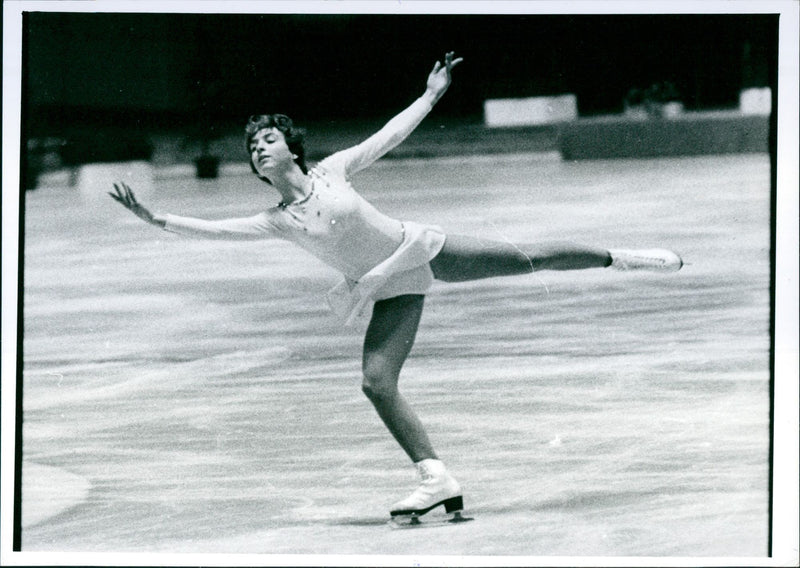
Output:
[{"xmin": 430, "ymin": 234, "xmax": 611, "ymax": 282}]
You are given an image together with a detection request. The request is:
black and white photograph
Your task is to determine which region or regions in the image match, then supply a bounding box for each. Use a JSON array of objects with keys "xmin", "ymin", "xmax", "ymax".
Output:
[{"xmin": 2, "ymin": 1, "xmax": 798, "ymax": 566}]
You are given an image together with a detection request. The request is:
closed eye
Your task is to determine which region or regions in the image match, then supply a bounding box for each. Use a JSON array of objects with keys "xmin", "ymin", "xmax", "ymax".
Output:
[{"xmin": 250, "ymin": 132, "xmax": 278, "ymax": 152}]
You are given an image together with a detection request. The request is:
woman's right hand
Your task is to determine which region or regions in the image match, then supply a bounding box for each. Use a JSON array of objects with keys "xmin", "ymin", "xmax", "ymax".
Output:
[{"xmin": 108, "ymin": 181, "xmax": 166, "ymax": 227}]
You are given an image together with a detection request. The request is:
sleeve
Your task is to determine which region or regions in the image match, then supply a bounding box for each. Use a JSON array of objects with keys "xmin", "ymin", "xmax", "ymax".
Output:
[
  {"xmin": 163, "ymin": 212, "xmax": 280, "ymax": 241},
  {"xmin": 322, "ymin": 96, "xmax": 433, "ymax": 178}
]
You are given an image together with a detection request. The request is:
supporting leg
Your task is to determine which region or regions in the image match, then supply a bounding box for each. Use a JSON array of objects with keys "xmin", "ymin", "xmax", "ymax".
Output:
[
  {"xmin": 362, "ymin": 295, "xmax": 464, "ymax": 518},
  {"xmin": 362, "ymin": 294, "xmax": 436, "ymax": 462},
  {"xmin": 363, "ymin": 295, "xmax": 463, "ymax": 517}
]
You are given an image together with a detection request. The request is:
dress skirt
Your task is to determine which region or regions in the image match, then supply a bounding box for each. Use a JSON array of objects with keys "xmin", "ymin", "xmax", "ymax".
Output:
[{"xmin": 325, "ymin": 221, "xmax": 447, "ymax": 325}]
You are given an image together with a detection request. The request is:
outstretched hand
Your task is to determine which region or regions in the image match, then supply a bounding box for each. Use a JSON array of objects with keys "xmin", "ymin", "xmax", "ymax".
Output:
[
  {"xmin": 108, "ymin": 182, "xmax": 165, "ymax": 227},
  {"xmin": 425, "ymin": 51, "xmax": 463, "ymax": 104}
]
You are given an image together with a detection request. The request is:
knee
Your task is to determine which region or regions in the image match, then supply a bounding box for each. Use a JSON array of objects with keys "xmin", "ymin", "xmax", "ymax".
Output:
[
  {"xmin": 361, "ymin": 363, "xmax": 400, "ymax": 404},
  {"xmin": 362, "ymin": 381, "xmax": 397, "ymax": 404}
]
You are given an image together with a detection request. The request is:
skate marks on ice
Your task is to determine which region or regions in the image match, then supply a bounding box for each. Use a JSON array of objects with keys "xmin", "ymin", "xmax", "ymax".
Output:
[
  {"xmin": 19, "ymin": 154, "xmax": 772, "ymax": 556},
  {"xmin": 292, "ymin": 510, "xmax": 474, "ymax": 529}
]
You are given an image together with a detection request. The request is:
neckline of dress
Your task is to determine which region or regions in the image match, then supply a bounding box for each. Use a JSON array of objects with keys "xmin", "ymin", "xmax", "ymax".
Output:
[{"xmin": 278, "ymin": 179, "xmax": 315, "ymax": 209}]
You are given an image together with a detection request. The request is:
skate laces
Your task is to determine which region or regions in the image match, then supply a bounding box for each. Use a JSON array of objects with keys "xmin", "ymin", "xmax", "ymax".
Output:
[
  {"xmin": 629, "ymin": 253, "xmax": 665, "ymax": 265},
  {"xmin": 610, "ymin": 249, "xmax": 682, "ymax": 271},
  {"xmin": 415, "ymin": 463, "xmax": 438, "ymax": 483},
  {"xmin": 416, "ymin": 466, "xmax": 433, "ymax": 482}
]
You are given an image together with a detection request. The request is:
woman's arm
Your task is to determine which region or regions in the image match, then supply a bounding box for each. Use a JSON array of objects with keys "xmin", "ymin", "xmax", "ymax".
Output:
[
  {"xmin": 328, "ymin": 52, "xmax": 463, "ymax": 177},
  {"xmin": 109, "ymin": 182, "xmax": 276, "ymax": 241}
]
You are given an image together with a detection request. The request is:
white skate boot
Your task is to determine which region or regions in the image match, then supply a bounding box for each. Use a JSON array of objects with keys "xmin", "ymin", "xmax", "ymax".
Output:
[
  {"xmin": 609, "ymin": 249, "xmax": 683, "ymax": 272},
  {"xmin": 389, "ymin": 459, "xmax": 469, "ymax": 525}
]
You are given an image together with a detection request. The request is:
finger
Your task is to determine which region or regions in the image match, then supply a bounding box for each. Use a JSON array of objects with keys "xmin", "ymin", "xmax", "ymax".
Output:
[
  {"xmin": 108, "ymin": 191, "xmax": 122, "ymax": 203},
  {"xmin": 125, "ymin": 185, "xmax": 137, "ymax": 204},
  {"xmin": 431, "ymin": 60, "xmax": 442, "ymax": 74},
  {"xmin": 115, "ymin": 185, "xmax": 129, "ymax": 203},
  {"xmin": 444, "ymin": 51, "xmax": 460, "ymax": 64}
]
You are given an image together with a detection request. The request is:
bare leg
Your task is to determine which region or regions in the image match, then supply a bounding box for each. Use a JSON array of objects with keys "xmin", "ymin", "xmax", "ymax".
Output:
[
  {"xmin": 430, "ymin": 234, "xmax": 612, "ymax": 282},
  {"xmin": 362, "ymin": 294, "xmax": 437, "ymax": 462}
]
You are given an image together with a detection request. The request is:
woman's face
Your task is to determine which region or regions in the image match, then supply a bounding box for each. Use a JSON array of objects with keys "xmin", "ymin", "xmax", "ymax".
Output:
[{"xmin": 249, "ymin": 127, "xmax": 295, "ymax": 176}]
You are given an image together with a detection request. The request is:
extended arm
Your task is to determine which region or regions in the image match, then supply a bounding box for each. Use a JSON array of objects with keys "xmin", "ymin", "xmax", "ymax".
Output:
[
  {"xmin": 109, "ymin": 182, "xmax": 275, "ymax": 240},
  {"xmin": 330, "ymin": 52, "xmax": 463, "ymax": 177}
]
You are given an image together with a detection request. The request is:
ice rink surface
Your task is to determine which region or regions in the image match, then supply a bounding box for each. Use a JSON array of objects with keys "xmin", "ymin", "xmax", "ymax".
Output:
[{"xmin": 20, "ymin": 153, "xmax": 771, "ymax": 558}]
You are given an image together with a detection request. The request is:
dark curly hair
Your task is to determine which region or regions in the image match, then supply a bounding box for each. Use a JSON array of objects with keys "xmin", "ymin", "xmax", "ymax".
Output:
[{"xmin": 245, "ymin": 114, "xmax": 307, "ymax": 184}]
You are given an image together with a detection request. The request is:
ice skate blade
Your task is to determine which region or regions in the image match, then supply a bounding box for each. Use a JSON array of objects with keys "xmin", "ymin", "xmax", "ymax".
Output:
[
  {"xmin": 448, "ymin": 511, "xmax": 474, "ymax": 523},
  {"xmin": 388, "ymin": 511, "xmax": 474, "ymax": 529}
]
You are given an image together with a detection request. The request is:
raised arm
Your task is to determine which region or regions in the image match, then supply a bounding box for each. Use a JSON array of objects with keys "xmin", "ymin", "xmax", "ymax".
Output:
[
  {"xmin": 328, "ymin": 52, "xmax": 463, "ymax": 177},
  {"xmin": 109, "ymin": 182, "xmax": 275, "ymax": 241}
]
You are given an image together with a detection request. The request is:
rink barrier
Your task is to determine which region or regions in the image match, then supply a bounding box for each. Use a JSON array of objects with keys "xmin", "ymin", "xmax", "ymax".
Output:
[
  {"xmin": 559, "ymin": 111, "xmax": 769, "ymax": 160},
  {"xmin": 31, "ymin": 105, "xmax": 770, "ymax": 189},
  {"xmin": 484, "ymin": 94, "xmax": 578, "ymax": 127},
  {"xmin": 739, "ymin": 87, "xmax": 772, "ymax": 115}
]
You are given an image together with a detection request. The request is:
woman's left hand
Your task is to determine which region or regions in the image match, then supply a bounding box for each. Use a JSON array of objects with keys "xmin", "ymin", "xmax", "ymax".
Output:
[
  {"xmin": 108, "ymin": 181, "xmax": 166, "ymax": 228},
  {"xmin": 425, "ymin": 51, "xmax": 463, "ymax": 103}
]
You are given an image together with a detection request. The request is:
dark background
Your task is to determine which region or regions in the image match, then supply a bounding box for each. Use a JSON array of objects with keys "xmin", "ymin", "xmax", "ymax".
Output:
[{"xmin": 24, "ymin": 12, "xmax": 776, "ymax": 134}]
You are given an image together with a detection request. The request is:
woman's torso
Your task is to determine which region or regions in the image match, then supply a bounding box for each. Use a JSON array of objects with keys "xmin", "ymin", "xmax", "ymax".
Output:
[{"xmin": 265, "ymin": 162, "xmax": 404, "ymax": 280}]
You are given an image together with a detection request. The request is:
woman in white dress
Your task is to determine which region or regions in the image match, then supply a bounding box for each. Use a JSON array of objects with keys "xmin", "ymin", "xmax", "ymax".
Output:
[{"xmin": 110, "ymin": 52, "xmax": 682, "ymax": 522}]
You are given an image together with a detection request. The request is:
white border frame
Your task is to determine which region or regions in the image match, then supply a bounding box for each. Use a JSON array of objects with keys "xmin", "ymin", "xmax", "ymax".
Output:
[{"xmin": 3, "ymin": 2, "xmax": 798, "ymax": 566}]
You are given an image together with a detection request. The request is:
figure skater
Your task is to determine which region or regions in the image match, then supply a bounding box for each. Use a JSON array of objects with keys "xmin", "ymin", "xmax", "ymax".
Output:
[{"xmin": 110, "ymin": 52, "xmax": 682, "ymax": 523}]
